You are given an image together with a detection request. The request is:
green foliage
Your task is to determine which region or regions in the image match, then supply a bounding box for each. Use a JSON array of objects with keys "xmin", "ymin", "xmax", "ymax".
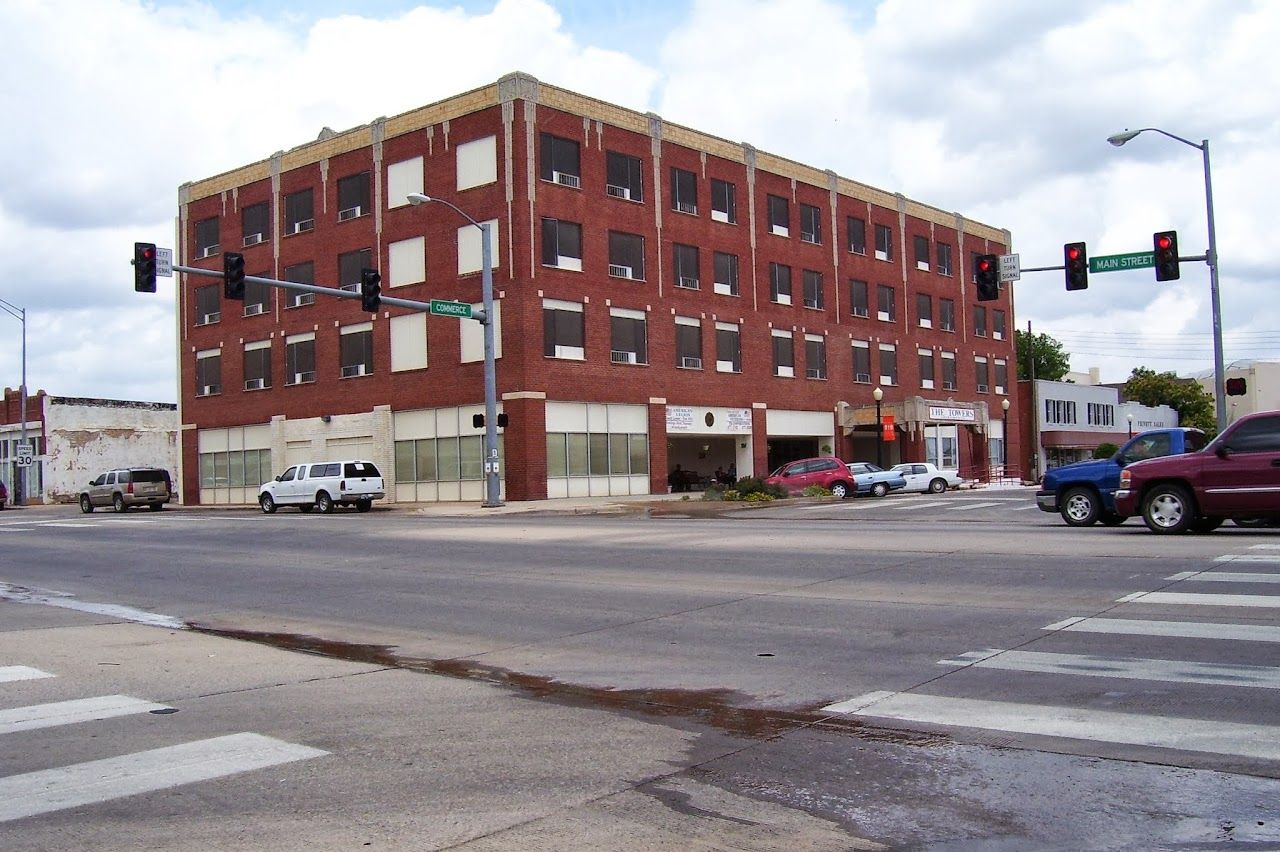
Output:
[
  {"xmin": 1015, "ymin": 330, "xmax": 1071, "ymax": 382},
  {"xmin": 1122, "ymin": 367, "xmax": 1217, "ymax": 435},
  {"xmin": 1093, "ymin": 442, "xmax": 1119, "ymax": 459},
  {"xmin": 702, "ymin": 486, "xmax": 724, "ymax": 501},
  {"xmin": 722, "ymin": 489, "xmax": 740, "ymax": 502},
  {"xmin": 743, "ymin": 491, "xmax": 775, "ymax": 503},
  {"xmin": 801, "ymin": 485, "xmax": 832, "ymax": 497},
  {"xmin": 733, "ymin": 476, "xmax": 788, "ymax": 499}
]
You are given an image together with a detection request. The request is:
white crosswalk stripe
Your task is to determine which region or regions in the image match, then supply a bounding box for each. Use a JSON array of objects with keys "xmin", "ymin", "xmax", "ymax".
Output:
[
  {"xmin": 0, "ymin": 666, "xmax": 54, "ymax": 684},
  {"xmin": 937, "ymin": 648, "xmax": 1280, "ymax": 690},
  {"xmin": 1043, "ymin": 616, "xmax": 1280, "ymax": 643},
  {"xmin": 891, "ymin": 500, "xmax": 950, "ymax": 510},
  {"xmin": 1, "ymin": 696, "xmax": 170, "ymax": 734},
  {"xmin": 945, "ymin": 501, "xmax": 1005, "ymax": 511},
  {"xmin": 0, "ymin": 733, "xmax": 327, "ymax": 823},
  {"xmin": 1166, "ymin": 571, "xmax": 1280, "ymax": 584},
  {"xmin": 1116, "ymin": 591, "xmax": 1280, "ymax": 608},
  {"xmin": 1215, "ymin": 553, "xmax": 1280, "ymax": 564}
]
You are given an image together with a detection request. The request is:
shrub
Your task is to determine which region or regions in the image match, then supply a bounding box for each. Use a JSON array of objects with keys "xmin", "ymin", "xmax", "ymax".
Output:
[
  {"xmin": 1093, "ymin": 442, "xmax": 1120, "ymax": 459},
  {"xmin": 734, "ymin": 476, "xmax": 788, "ymax": 500},
  {"xmin": 702, "ymin": 486, "xmax": 725, "ymax": 501},
  {"xmin": 802, "ymin": 485, "xmax": 832, "ymax": 497},
  {"xmin": 722, "ymin": 489, "xmax": 740, "ymax": 501},
  {"xmin": 743, "ymin": 491, "xmax": 775, "ymax": 503}
]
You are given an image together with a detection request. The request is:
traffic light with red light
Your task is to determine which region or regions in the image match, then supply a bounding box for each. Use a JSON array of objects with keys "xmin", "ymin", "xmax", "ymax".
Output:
[
  {"xmin": 1225, "ymin": 377, "xmax": 1247, "ymax": 396},
  {"xmin": 1064, "ymin": 242, "xmax": 1088, "ymax": 291},
  {"xmin": 133, "ymin": 242, "xmax": 157, "ymax": 292},
  {"xmin": 1153, "ymin": 230, "xmax": 1180, "ymax": 281},
  {"xmin": 974, "ymin": 253, "xmax": 999, "ymax": 301},
  {"xmin": 223, "ymin": 252, "xmax": 246, "ymax": 300},
  {"xmin": 360, "ymin": 267, "xmax": 382, "ymax": 312}
]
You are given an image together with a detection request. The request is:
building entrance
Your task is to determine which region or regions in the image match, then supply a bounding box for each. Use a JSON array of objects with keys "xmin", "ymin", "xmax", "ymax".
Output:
[
  {"xmin": 666, "ymin": 436, "xmax": 739, "ymax": 491},
  {"xmin": 766, "ymin": 437, "xmax": 820, "ymax": 475}
]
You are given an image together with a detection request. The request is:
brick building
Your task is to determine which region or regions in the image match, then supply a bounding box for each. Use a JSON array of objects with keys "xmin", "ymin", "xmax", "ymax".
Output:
[{"xmin": 177, "ymin": 72, "xmax": 1018, "ymax": 505}]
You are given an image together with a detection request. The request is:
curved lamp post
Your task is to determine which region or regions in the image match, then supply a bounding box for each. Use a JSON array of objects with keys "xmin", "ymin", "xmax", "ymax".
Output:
[
  {"xmin": 872, "ymin": 386, "xmax": 884, "ymax": 467},
  {"xmin": 1107, "ymin": 127, "xmax": 1225, "ymax": 431},
  {"xmin": 406, "ymin": 193, "xmax": 502, "ymax": 508}
]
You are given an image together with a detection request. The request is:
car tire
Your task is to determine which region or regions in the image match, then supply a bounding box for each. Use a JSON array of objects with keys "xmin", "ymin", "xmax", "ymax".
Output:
[
  {"xmin": 1059, "ymin": 487, "xmax": 1100, "ymax": 527},
  {"xmin": 259, "ymin": 493, "xmax": 277, "ymax": 514},
  {"xmin": 1099, "ymin": 511, "xmax": 1126, "ymax": 527},
  {"xmin": 356, "ymin": 499, "xmax": 373, "ymax": 513},
  {"xmin": 1190, "ymin": 516, "xmax": 1224, "ymax": 534},
  {"xmin": 871, "ymin": 482, "xmax": 889, "ymax": 498},
  {"xmin": 112, "ymin": 494, "xmax": 126, "ymax": 513},
  {"xmin": 1142, "ymin": 483, "xmax": 1195, "ymax": 534},
  {"xmin": 316, "ymin": 492, "xmax": 335, "ymax": 514},
  {"xmin": 829, "ymin": 482, "xmax": 850, "ymax": 500},
  {"xmin": 79, "ymin": 495, "xmax": 94, "ymax": 514},
  {"xmin": 928, "ymin": 478, "xmax": 947, "ymax": 494}
]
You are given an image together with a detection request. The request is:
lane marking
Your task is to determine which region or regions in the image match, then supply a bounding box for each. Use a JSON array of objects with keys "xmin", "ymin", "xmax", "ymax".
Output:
[
  {"xmin": 946, "ymin": 501, "xmax": 1005, "ymax": 511},
  {"xmin": 1011, "ymin": 504, "xmax": 1041, "ymax": 511},
  {"xmin": 1167, "ymin": 571, "xmax": 1280, "ymax": 584},
  {"xmin": 937, "ymin": 649, "xmax": 1280, "ymax": 690},
  {"xmin": 0, "ymin": 527, "xmax": 36, "ymax": 533},
  {"xmin": 1116, "ymin": 591, "xmax": 1280, "ymax": 608},
  {"xmin": 824, "ymin": 693, "xmax": 1280, "ymax": 761},
  {"xmin": 0, "ymin": 732, "xmax": 328, "ymax": 823},
  {"xmin": 1249, "ymin": 544, "xmax": 1280, "ymax": 550},
  {"xmin": 891, "ymin": 500, "xmax": 949, "ymax": 511},
  {"xmin": 1, "ymin": 696, "xmax": 170, "ymax": 734},
  {"xmin": 0, "ymin": 666, "xmax": 55, "ymax": 684},
  {"xmin": 37, "ymin": 522, "xmax": 97, "ymax": 529},
  {"xmin": 0, "ymin": 583, "xmax": 186, "ymax": 629},
  {"xmin": 1043, "ymin": 617, "xmax": 1280, "ymax": 643},
  {"xmin": 1215, "ymin": 554, "xmax": 1280, "ymax": 564}
]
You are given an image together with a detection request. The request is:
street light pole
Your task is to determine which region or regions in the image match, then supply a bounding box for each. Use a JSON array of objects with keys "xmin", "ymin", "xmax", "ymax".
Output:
[
  {"xmin": 0, "ymin": 297, "xmax": 27, "ymax": 506},
  {"xmin": 872, "ymin": 386, "xmax": 883, "ymax": 467},
  {"xmin": 1107, "ymin": 127, "xmax": 1226, "ymax": 431},
  {"xmin": 1001, "ymin": 397, "xmax": 1010, "ymax": 479},
  {"xmin": 1128, "ymin": 413, "xmax": 1134, "ymax": 439},
  {"xmin": 406, "ymin": 193, "xmax": 503, "ymax": 507}
]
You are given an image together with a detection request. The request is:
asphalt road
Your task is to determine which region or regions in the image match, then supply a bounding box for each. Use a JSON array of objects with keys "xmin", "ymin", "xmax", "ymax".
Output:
[{"xmin": 2, "ymin": 494, "xmax": 1278, "ymax": 848}]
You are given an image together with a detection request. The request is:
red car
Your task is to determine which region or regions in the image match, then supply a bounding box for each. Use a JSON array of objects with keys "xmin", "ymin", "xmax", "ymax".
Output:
[
  {"xmin": 1114, "ymin": 409, "xmax": 1280, "ymax": 533},
  {"xmin": 0, "ymin": 479, "xmax": 7, "ymax": 509},
  {"xmin": 765, "ymin": 457, "xmax": 855, "ymax": 499}
]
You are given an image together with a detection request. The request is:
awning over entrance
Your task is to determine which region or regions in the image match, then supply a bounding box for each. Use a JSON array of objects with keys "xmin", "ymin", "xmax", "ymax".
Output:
[
  {"xmin": 839, "ymin": 395, "xmax": 993, "ymax": 437},
  {"xmin": 1041, "ymin": 430, "xmax": 1127, "ymax": 448}
]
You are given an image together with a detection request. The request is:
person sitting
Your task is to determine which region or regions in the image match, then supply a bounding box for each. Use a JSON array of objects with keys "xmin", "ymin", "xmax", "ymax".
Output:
[{"xmin": 668, "ymin": 464, "xmax": 687, "ymax": 493}]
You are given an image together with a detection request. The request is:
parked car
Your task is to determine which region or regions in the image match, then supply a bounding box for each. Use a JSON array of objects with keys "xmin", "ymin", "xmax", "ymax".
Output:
[
  {"xmin": 846, "ymin": 462, "xmax": 908, "ymax": 497},
  {"xmin": 0, "ymin": 479, "xmax": 7, "ymax": 509},
  {"xmin": 890, "ymin": 462, "xmax": 963, "ymax": 494},
  {"xmin": 764, "ymin": 457, "xmax": 855, "ymax": 499},
  {"xmin": 258, "ymin": 460, "xmax": 385, "ymax": 514},
  {"xmin": 79, "ymin": 468, "xmax": 173, "ymax": 513},
  {"xmin": 1113, "ymin": 410, "xmax": 1280, "ymax": 533}
]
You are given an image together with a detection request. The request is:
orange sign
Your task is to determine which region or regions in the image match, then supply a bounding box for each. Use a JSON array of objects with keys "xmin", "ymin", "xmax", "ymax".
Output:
[{"xmin": 881, "ymin": 414, "xmax": 895, "ymax": 442}]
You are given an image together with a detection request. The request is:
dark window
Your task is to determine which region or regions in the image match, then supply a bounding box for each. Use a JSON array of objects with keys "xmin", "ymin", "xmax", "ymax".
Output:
[
  {"xmin": 539, "ymin": 133, "xmax": 580, "ymax": 185},
  {"xmin": 284, "ymin": 261, "xmax": 315, "ymax": 308},
  {"xmin": 877, "ymin": 284, "xmax": 895, "ymax": 321},
  {"xmin": 241, "ymin": 203, "xmax": 269, "ymax": 246},
  {"xmin": 243, "ymin": 344, "xmax": 271, "ymax": 390},
  {"xmin": 711, "ymin": 179, "xmax": 736, "ymax": 223},
  {"xmin": 976, "ymin": 359, "xmax": 990, "ymax": 391},
  {"xmin": 716, "ymin": 325, "xmax": 741, "ymax": 372},
  {"xmin": 285, "ymin": 190, "xmax": 314, "ymax": 234},
  {"xmin": 942, "ymin": 355, "xmax": 957, "ymax": 389},
  {"xmin": 610, "ymin": 313, "xmax": 647, "ymax": 365},
  {"xmin": 243, "ymin": 277, "xmax": 269, "ymax": 315},
  {"xmin": 847, "ymin": 216, "xmax": 866, "ymax": 254},
  {"xmin": 543, "ymin": 305, "xmax": 585, "ymax": 356},
  {"xmin": 713, "ymin": 251, "xmax": 739, "ymax": 296},
  {"xmin": 337, "ymin": 172, "xmax": 370, "ymax": 219},
  {"xmin": 849, "ymin": 279, "xmax": 869, "ymax": 317},
  {"xmin": 194, "ymin": 285, "xmax": 220, "ymax": 325},
  {"xmin": 772, "ymin": 333, "xmax": 794, "ymax": 375},
  {"xmin": 675, "ymin": 320, "xmax": 702, "ymax": 368},
  {"xmin": 673, "ymin": 244, "xmax": 700, "ymax": 289},
  {"xmin": 1222, "ymin": 415, "xmax": 1280, "ymax": 453},
  {"xmin": 974, "ymin": 305, "xmax": 987, "ymax": 337},
  {"xmin": 939, "ymin": 298, "xmax": 955, "ymax": 331},
  {"xmin": 339, "ymin": 249, "xmax": 372, "ymax": 292},
  {"xmin": 800, "ymin": 203, "xmax": 822, "ymax": 244},
  {"xmin": 879, "ymin": 345, "xmax": 898, "ymax": 385},
  {"xmin": 852, "ymin": 344, "xmax": 871, "ymax": 381},
  {"xmin": 608, "ymin": 231, "xmax": 645, "ymax": 280},
  {"xmin": 285, "ymin": 337, "xmax": 315, "ymax": 384},
  {"xmin": 196, "ymin": 352, "xmax": 221, "ymax": 395},
  {"xmin": 541, "ymin": 218, "xmax": 583, "ymax": 268},
  {"xmin": 996, "ymin": 361, "xmax": 1008, "ymax": 392},
  {"xmin": 605, "ymin": 151, "xmax": 643, "ymax": 202},
  {"xmin": 671, "ymin": 167, "xmax": 698, "ymax": 214},
  {"xmin": 919, "ymin": 350, "xmax": 935, "ymax": 386},
  {"xmin": 767, "ymin": 194, "xmax": 789, "ymax": 235},
  {"xmin": 805, "ymin": 337, "xmax": 827, "ymax": 379},
  {"xmin": 195, "ymin": 217, "xmax": 219, "ymax": 257},
  {"xmin": 344, "ymin": 461, "xmax": 381, "ymax": 478},
  {"xmin": 770, "ymin": 262, "xmax": 792, "ymax": 304},
  {"xmin": 803, "ymin": 270, "xmax": 824, "ymax": 309},
  {"xmin": 340, "ymin": 328, "xmax": 373, "ymax": 377},
  {"xmin": 913, "ymin": 235, "xmax": 929, "ymax": 269},
  {"xmin": 937, "ymin": 242, "xmax": 953, "ymax": 276},
  {"xmin": 916, "ymin": 293, "xmax": 932, "ymax": 327},
  {"xmin": 993, "ymin": 309, "xmax": 1007, "ymax": 339},
  {"xmin": 875, "ymin": 224, "xmax": 893, "ymax": 260}
]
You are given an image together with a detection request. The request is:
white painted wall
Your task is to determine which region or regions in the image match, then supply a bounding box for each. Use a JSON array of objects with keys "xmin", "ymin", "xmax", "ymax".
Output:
[{"xmin": 43, "ymin": 398, "xmax": 179, "ymax": 503}]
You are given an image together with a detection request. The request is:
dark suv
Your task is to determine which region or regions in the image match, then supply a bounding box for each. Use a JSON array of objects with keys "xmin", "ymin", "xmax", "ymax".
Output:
[
  {"xmin": 80, "ymin": 468, "xmax": 173, "ymax": 513},
  {"xmin": 765, "ymin": 457, "xmax": 855, "ymax": 499}
]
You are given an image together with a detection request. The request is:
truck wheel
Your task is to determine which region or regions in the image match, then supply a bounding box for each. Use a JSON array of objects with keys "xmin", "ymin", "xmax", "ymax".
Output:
[
  {"xmin": 259, "ymin": 493, "xmax": 277, "ymax": 514},
  {"xmin": 1190, "ymin": 516, "xmax": 1224, "ymax": 534},
  {"xmin": 316, "ymin": 492, "xmax": 335, "ymax": 514},
  {"xmin": 356, "ymin": 499, "xmax": 373, "ymax": 513},
  {"xmin": 871, "ymin": 482, "xmax": 889, "ymax": 498},
  {"xmin": 1142, "ymin": 484, "xmax": 1195, "ymax": 534},
  {"xmin": 1059, "ymin": 487, "xmax": 1100, "ymax": 527}
]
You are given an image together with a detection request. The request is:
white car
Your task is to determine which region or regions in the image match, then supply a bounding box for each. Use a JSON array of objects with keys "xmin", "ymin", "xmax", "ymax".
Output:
[
  {"xmin": 259, "ymin": 459, "xmax": 385, "ymax": 514},
  {"xmin": 890, "ymin": 462, "xmax": 963, "ymax": 494}
]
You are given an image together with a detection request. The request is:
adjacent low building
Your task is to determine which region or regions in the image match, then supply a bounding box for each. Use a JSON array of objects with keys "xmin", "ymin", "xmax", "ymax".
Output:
[{"xmin": 176, "ymin": 72, "xmax": 1018, "ymax": 504}]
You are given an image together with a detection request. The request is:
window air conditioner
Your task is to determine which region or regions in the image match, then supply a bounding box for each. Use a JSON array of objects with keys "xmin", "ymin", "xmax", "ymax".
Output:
[
  {"xmin": 806, "ymin": 368, "xmax": 824, "ymax": 379},
  {"xmin": 244, "ymin": 303, "xmax": 265, "ymax": 316},
  {"xmin": 605, "ymin": 184, "xmax": 630, "ymax": 200},
  {"xmin": 804, "ymin": 299, "xmax": 821, "ymax": 309},
  {"xmin": 680, "ymin": 356, "xmax": 702, "ymax": 369},
  {"xmin": 291, "ymin": 219, "xmax": 314, "ymax": 234},
  {"xmin": 677, "ymin": 276, "xmax": 699, "ymax": 289},
  {"xmin": 341, "ymin": 364, "xmax": 367, "ymax": 378},
  {"xmin": 994, "ymin": 332, "xmax": 1004, "ymax": 340},
  {"xmin": 880, "ymin": 375, "xmax": 893, "ymax": 385},
  {"xmin": 776, "ymin": 365, "xmax": 795, "ymax": 378},
  {"xmin": 608, "ymin": 264, "xmax": 632, "ymax": 279},
  {"xmin": 338, "ymin": 206, "xmax": 362, "ymax": 221},
  {"xmin": 242, "ymin": 233, "xmax": 264, "ymax": 247},
  {"xmin": 244, "ymin": 378, "xmax": 265, "ymax": 390},
  {"xmin": 610, "ymin": 350, "xmax": 637, "ymax": 365},
  {"xmin": 556, "ymin": 256, "xmax": 583, "ymax": 272},
  {"xmin": 293, "ymin": 371, "xmax": 316, "ymax": 385},
  {"xmin": 801, "ymin": 232, "xmax": 818, "ymax": 244},
  {"xmin": 977, "ymin": 384, "xmax": 989, "ymax": 393},
  {"xmin": 771, "ymin": 224, "xmax": 789, "ymax": 237},
  {"xmin": 919, "ymin": 318, "xmax": 932, "ymax": 328},
  {"xmin": 917, "ymin": 260, "xmax": 930, "ymax": 271},
  {"xmin": 943, "ymin": 381, "xmax": 957, "ymax": 391},
  {"xmin": 996, "ymin": 386, "xmax": 1006, "ymax": 395},
  {"xmin": 200, "ymin": 312, "xmax": 220, "ymax": 325},
  {"xmin": 675, "ymin": 201, "xmax": 697, "ymax": 215},
  {"xmin": 340, "ymin": 283, "xmax": 359, "ymax": 292},
  {"xmin": 714, "ymin": 282, "xmax": 735, "ymax": 296},
  {"xmin": 553, "ymin": 171, "xmax": 580, "ymax": 189},
  {"xmin": 855, "ymin": 372, "xmax": 871, "ymax": 383},
  {"xmin": 922, "ymin": 379, "xmax": 935, "ymax": 389},
  {"xmin": 875, "ymin": 249, "xmax": 889, "ymax": 261},
  {"xmin": 200, "ymin": 245, "xmax": 220, "ymax": 259},
  {"xmin": 200, "ymin": 385, "xmax": 220, "ymax": 396},
  {"xmin": 711, "ymin": 209, "xmax": 729, "ymax": 223},
  {"xmin": 716, "ymin": 360, "xmax": 738, "ymax": 373},
  {"xmin": 775, "ymin": 293, "xmax": 792, "ymax": 306},
  {"xmin": 877, "ymin": 311, "xmax": 891, "ymax": 321},
  {"xmin": 553, "ymin": 345, "xmax": 584, "ymax": 360},
  {"xmin": 292, "ymin": 293, "xmax": 315, "ymax": 306},
  {"xmin": 852, "ymin": 307, "xmax": 869, "ymax": 318}
]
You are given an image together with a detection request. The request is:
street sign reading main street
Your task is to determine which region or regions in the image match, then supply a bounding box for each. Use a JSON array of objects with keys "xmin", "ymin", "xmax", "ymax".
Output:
[
  {"xmin": 1090, "ymin": 252, "xmax": 1154, "ymax": 273},
  {"xmin": 429, "ymin": 299, "xmax": 473, "ymax": 319}
]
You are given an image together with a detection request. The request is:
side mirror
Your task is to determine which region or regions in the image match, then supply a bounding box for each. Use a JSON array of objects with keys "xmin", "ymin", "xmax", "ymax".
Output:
[
  {"xmin": 275, "ymin": 475, "xmax": 284, "ymax": 482},
  {"xmin": 1215, "ymin": 445, "xmax": 1230, "ymax": 459}
]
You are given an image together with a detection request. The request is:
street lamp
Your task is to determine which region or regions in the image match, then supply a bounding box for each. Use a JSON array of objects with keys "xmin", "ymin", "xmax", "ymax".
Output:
[
  {"xmin": 406, "ymin": 192, "xmax": 502, "ymax": 508},
  {"xmin": 1001, "ymin": 397, "xmax": 1011, "ymax": 479},
  {"xmin": 1107, "ymin": 127, "xmax": 1225, "ymax": 431},
  {"xmin": 872, "ymin": 386, "xmax": 884, "ymax": 467},
  {"xmin": 1128, "ymin": 412, "xmax": 1134, "ymax": 439},
  {"xmin": 0, "ymin": 297, "xmax": 27, "ymax": 506}
]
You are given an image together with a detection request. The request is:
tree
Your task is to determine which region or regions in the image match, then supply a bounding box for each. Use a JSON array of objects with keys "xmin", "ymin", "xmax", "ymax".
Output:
[
  {"xmin": 1122, "ymin": 367, "xmax": 1216, "ymax": 434},
  {"xmin": 1015, "ymin": 330, "xmax": 1071, "ymax": 382}
]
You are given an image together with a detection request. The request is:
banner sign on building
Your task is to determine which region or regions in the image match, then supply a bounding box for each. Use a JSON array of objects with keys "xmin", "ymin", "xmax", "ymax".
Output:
[{"xmin": 928, "ymin": 406, "xmax": 976, "ymax": 422}]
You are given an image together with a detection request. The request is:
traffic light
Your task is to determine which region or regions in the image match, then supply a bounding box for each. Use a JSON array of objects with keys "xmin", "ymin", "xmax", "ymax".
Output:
[
  {"xmin": 1226, "ymin": 377, "xmax": 1247, "ymax": 396},
  {"xmin": 472, "ymin": 413, "xmax": 510, "ymax": 428},
  {"xmin": 1064, "ymin": 242, "xmax": 1088, "ymax": 291},
  {"xmin": 223, "ymin": 252, "xmax": 246, "ymax": 300},
  {"xmin": 1154, "ymin": 230, "xmax": 1180, "ymax": 281},
  {"xmin": 360, "ymin": 268, "xmax": 382, "ymax": 312},
  {"xmin": 974, "ymin": 254, "xmax": 1000, "ymax": 301},
  {"xmin": 133, "ymin": 242, "xmax": 157, "ymax": 292}
]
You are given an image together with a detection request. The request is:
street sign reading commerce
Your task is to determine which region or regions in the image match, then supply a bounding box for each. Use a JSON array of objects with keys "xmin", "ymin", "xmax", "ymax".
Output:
[
  {"xmin": 1090, "ymin": 252, "xmax": 1155, "ymax": 273},
  {"xmin": 429, "ymin": 299, "xmax": 472, "ymax": 319}
]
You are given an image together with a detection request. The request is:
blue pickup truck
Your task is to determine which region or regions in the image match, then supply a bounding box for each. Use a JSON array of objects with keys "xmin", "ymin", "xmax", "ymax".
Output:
[{"xmin": 1036, "ymin": 428, "xmax": 1208, "ymax": 526}]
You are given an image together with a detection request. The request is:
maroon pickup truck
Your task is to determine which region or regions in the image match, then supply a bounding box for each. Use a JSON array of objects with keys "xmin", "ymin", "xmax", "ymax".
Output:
[{"xmin": 1113, "ymin": 409, "xmax": 1280, "ymax": 533}]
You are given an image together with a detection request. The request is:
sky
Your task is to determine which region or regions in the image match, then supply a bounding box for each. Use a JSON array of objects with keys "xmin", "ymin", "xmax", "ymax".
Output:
[{"xmin": 1, "ymin": 0, "xmax": 1277, "ymax": 404}]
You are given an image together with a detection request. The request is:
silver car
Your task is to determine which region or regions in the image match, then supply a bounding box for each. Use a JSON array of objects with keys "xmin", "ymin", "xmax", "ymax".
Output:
[{"xmin": 80, "ymin": 468, "xmax": 172, "ymax": 513}]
